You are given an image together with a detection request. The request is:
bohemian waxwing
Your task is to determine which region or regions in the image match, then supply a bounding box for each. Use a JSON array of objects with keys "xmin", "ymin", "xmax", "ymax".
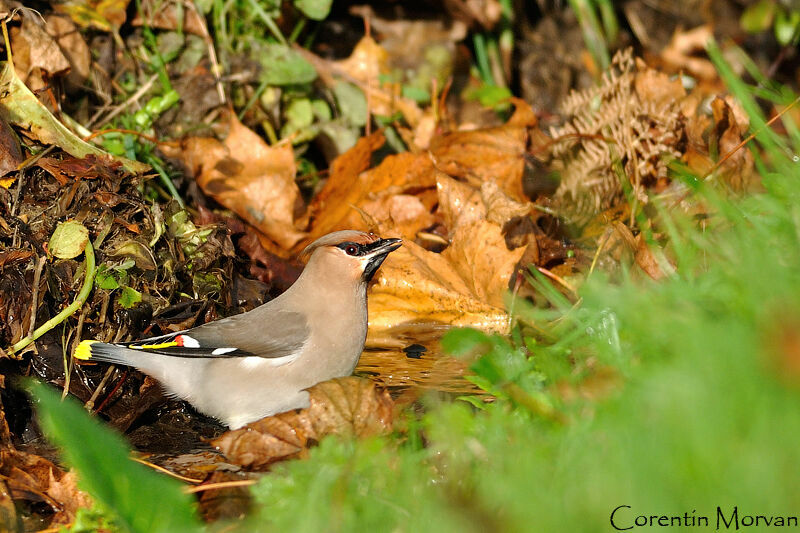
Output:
[{"xmin": 74, "ymin": 230, "xmax": 402, "ymax": 428}]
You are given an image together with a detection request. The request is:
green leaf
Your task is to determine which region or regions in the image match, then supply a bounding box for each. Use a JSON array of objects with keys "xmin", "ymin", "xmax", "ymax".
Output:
[
  {"xmin": 740, "ymin": 0, "xmax": 777, "ymax": 33},
  {"xmin": 284, "ymin": 98, "xmax": 314, "ymax": 129},
  {"xmin": 333, "ymin": 82, "xmax": 367, "ymax": 127},
  {"xmin": 95, "ymin": 267, "xmax": 120, "ymax": 290},
  {"xmin": 774, "ymin": 9, "xmax": 800, "ymax": 45},
  {"xmin": 467, "ymin": 84, "xmax": 512, "ymax": 110},
  {"xmin": 293, "ymin": 0, "xmax": 332, "ymax": 20},
  {"xmin": 257, "ymin": 43, "xmax": 317, "ymax": 86},
  {"xmin": 118, "ymin": 286, "xmax": 142, "ymax": 309},
  {"xmin": 441, "ymin": 328, "xmax": 491, "ymax": 357},
  {"xmin": 401, "ymin": 85, "xmax": 430, "ymax": 103},
  {"xmin": 49, "ymin": 220, "xmax": 89, "ymax": 259},
  {"xmin": 26, "ymin": 381, "xmax": 202, "ymax": 533}
]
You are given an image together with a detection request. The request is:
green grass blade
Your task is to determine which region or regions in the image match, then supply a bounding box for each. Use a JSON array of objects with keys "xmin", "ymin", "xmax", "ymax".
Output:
[{"xmin": 26, "ymin": 381, "xmax": 202, "ymax": 533}]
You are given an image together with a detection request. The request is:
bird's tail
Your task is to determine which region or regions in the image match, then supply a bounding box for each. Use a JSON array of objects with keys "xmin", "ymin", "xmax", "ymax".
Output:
[{"xmin": 74, "ymin": 340, "xmax": 142, "ymax": 367}]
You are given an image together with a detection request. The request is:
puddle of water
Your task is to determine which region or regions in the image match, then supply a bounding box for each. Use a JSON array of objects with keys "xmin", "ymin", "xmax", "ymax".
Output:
[{"xmin": 358, "ymin": 324, "xmax": 483, "ymax": 397}]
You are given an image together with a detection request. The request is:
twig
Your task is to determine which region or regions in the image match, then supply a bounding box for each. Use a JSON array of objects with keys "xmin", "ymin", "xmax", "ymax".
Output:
[
  {"xmin": 184, "ymin": 479, "xmax": 257, "ymax": 494},
  {"xmin": 89, "ymin": 74, "xmax": 158, "ymax": 129},
  {"xmin": 93, "ymin": 369, "xmax": 128, "ymax": 414},
  {"xmin": 25, "ymin": 255, "xmax": 47, "ymax": 343},
  {"xmin": 64, "ymin": 308, "xmax": 87, "ymax": 399},
  {"xmin": 131, "ymin": 456, "xmax": 204, "ymax": 484},
  {"xmin": 183, "ymin": 0, "xmax": 226, "ymax": 106},
  {"xmin": 588, "ymin": 227, "xmax": 613, "ymax": 277},
  {"xmin": 84, "ymin": 365, "xmax": 115, "ymax": 411},
  {"xmin": 8, "ymin": 242, "xmax": 96, "ymax": 357},
  {"xmin": 536, "ymin": 266, "xmax": 578, "ymax": 297},
  {"xmin": 84, "ymin": 128, "xmax": 160, "ymax": 145}
]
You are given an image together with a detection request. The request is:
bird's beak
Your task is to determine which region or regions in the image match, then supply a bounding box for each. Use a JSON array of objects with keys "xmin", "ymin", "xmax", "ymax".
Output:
[{"xmin": 362, "ymin": 238, "xmax": 402, "ymax": 282}]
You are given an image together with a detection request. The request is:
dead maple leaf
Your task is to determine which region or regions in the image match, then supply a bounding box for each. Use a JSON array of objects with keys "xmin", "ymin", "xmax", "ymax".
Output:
[
  {"xmin": 429, "ymin": 98, "xmax": 537, "ymax": 202},
  {"xmin": 213, "ymin": 377, "xmax": 393, "ymax": 470},
  {"xmin": 442, "ymin": 219, "xmax": 526, "ymax": 308},
  {"xmin": 303, "ymin": 131, "xmax": 438, "ymax": 246},
  {"xmin": 0, "ymin": 449, "xmax": 92, "ymax": 525},
  {"xmin": 165, "ymin": 111, "xmax": 307, "ymax": 250},
  {"xmin": 368, "ymin": 239, "xmax": 513, "ymax": 333}
]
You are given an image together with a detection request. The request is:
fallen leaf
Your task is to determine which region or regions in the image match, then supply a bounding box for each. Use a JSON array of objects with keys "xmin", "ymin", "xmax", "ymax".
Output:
[
  {"xmin": 45, "ymin": 14, "xmax": 92, "ymax": 86},
  {"xmin": 429, "ymin": 99, "xmax": 537, "ymax": 202},
  {"xmin": 46, "ymin": 471, "xmax": 93, "ymax": 525},
  {"xmin": 131, "ymin": 0, "xmax": 207, "ymax": 36},
  {"xmin": 299, "ymin": 36, "xmax": 423, "ymax": 127},
  {"xmin": 360, "ymin": 193, "xmax": 436, "ymax": 238},
  {"xmin": 36, "ymin": 154, "xmax": 124, "ymax": 185},
  {"xmin": 436, "ymin": 174, "xmax": 485, "ymax": 232},
  {"xmin": 368, "ymin": 239, "xmax": 512, "ymax": 332},
  {"xmin": 304, "ymin": 132, "xmax": 438, "ymax": 245},
  {"xmin": 0, "ymin": 63, "xmax": 148, "ymax": 174},
  {"xmin": 167, "ymin": 112, "xmax": 307, "ymax": 250},
  {"xmin": 54, "ymin": 0, "xmax": 130, "ymax": 32},
  {"xmin": 0, "ymin": 116, "xmax": 22, "ymax": 181},
  {"xmin": 660, "ymin": 25, "xmax": 717, "ymax": 81},
  {"xmin": 48, "ymin": 220, "xmax": 89, "ymax": 259},
  {"xmin": 11, "ymin": 17, "xmax": 70, "ymax": 81},
  {"xmin": 213, "ymin": 377, "xmax": 393, "ymax": 470},
  {"xmin": 0, "ymin": 449, "xmax": 92, "ymax": 525},
  {"xmin": 442, "ymin": 219, "xmax": 526, "ymax": 308}
]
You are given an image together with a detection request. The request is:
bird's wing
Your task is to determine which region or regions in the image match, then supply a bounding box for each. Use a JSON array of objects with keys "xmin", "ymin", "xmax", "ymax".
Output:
[{"xmin": 120, "ymin": 309, "xmax": 309, "ymax": 359}]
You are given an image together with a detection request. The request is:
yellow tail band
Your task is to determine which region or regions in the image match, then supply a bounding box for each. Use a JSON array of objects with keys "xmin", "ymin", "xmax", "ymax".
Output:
[{"xmin": 74, "ymin": 340, "xmax": 97, "ymax": 360}]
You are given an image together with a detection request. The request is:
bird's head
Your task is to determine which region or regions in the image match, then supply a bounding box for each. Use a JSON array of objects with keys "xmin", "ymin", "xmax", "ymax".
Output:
[{"xmin": 301, "ymin": 230, "xmax": 402, "ymax": 284}]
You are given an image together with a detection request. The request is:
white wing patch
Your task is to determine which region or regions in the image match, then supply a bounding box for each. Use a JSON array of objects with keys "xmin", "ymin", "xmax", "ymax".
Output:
[
  {"xmin": 240, "ymin": 352, "xmax": 300, "ymax": 369},
  {"xmin": 211, "ymin": 347, "xmax": 238, "ymax": 355}
]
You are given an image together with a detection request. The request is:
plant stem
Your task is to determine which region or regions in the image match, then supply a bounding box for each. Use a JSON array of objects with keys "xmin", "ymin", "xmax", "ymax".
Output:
[{"xmin": 8, "ymin": 242, "xmax": 96, "ymax": 357}]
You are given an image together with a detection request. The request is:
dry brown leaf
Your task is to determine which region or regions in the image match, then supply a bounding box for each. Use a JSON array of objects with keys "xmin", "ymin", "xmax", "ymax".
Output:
[
  {"xmin": 304, "ymin": 133, "xmax": 437, "ymax": 246},
  {"xmin": 481, "ymin": 181, "xmax": 531, "ymax": 226},
  {"xmin": 442, "ymin": 219, "xmax": 525, "ymax": 308},
  {"xmin": 368, "ymin": 240, "xmax": 512, "ymax": 332},
  {"xmin": 53, "ymin": 0, "xmax": 130, "ymax": 32},
  {"xmin": 9, "ymin": 17, "xmax": 70, "ymax": 89},
  {"xmin": 660, "ymin": 25, "xmax": 717, "ymax": 81},
  {"xmin": 47, "ymin": 471, "xmax": 93, "ymax": 525},
  {"xmin": 299, "ymin": 37, "xmax": 423, "ymax": 127},
  {"xmin": 45, "ymin": 14, "xmax": 91, "ymax": 86},
  {"xmin": 633, "ymin": 58, "xmax": 686, "ymax": 108},
  {"xmin": 361, "ymin": 194, "xmax": 436, "ymax": 238},
  {"xmin": 436, "ymin": 174, "xmax": 485, "ymax": 231},
  {"xmin": 0, "ymin": 116, "xmax": 22, "ymax": 180},
  {"xmin": 429, "ymin": 99, "xmax": 537, "ymax": 202},
  {"xmin": 0, "ymin": 449, "xmax": 92, "ymax": 524},
  {"xmin": 132, "ymin": 0, "xmax": 207, "ymax": 35},
  {"xmin": 213, "ymin": 377, "xmax": 393, "ymax": 470},
  {"xmin": 166, "ymin": 112, "xmax": 307, "ymax": 250},
  {"xmin": 683, "ymin": 96, "xmax": 755, "ymax": 190}
]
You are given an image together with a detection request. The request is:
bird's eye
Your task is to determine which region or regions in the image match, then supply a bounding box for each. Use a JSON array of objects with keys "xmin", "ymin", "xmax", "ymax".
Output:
[{"xmin": 345, "ymin": 244, "xmax": 359, "ymax": 256}]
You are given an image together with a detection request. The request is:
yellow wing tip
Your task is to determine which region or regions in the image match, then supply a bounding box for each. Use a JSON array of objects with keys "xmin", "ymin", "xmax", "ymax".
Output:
[{"xmin": 74, "ymin": 340, "xmax": 97, "ymax": 360}]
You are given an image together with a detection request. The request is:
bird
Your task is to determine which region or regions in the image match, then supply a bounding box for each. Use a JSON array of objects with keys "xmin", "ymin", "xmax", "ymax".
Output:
[{"xmin": 74, "ymin": 230, "xmax": 401, "ymax": 428}]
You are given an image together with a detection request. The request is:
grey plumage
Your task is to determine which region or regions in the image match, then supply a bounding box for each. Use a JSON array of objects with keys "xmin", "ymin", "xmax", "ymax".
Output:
[{"xmin": 76, "ymin": 230, "xmax": 401, "ymax": 428}]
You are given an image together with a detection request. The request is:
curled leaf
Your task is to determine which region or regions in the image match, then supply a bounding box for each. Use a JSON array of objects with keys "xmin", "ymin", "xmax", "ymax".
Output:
[
  {"xmin": 49, "ymin": 221, "xmax": 89, "ymax": 260},
  {"xmin": 213, "ymin": 377, "xmax": 393, "ymax": 470}
]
